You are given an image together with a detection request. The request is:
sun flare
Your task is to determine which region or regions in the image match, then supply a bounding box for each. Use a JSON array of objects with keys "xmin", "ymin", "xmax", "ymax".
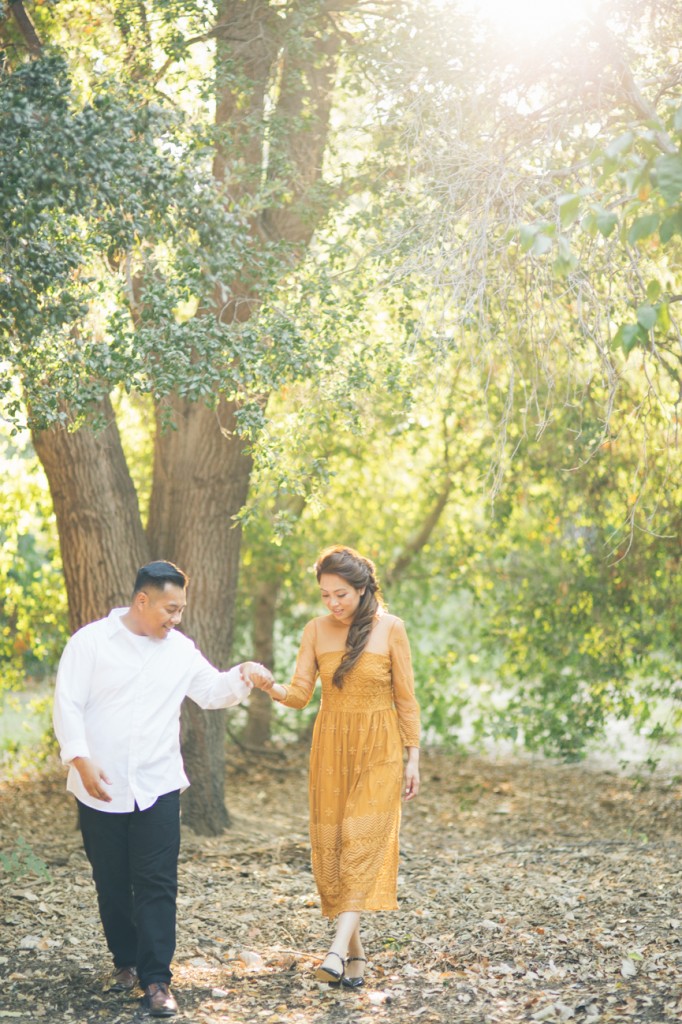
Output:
[{"xmin": 467, "ymin": 0, "xmax": 596, "ymax": 38}]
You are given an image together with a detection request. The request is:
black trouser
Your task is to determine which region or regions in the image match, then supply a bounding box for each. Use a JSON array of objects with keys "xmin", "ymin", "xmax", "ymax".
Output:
[{"xmin": 77, "ymin": 790, "xmax": 180, "ymax": 987}]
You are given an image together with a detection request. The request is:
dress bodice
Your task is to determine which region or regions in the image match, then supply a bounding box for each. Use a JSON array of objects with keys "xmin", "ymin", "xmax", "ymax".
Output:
[
  {"xmin": 278, "ymin": 613, "xmax": 420, "ymax": 747},
  {"xmin": 317, "ymin": 650, "xmax": 395, "ymax": 713}
]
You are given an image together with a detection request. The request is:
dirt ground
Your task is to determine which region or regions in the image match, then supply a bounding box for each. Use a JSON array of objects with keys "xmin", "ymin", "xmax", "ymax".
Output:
[{"xmin": 0, "ymin": 744, "xmax": 681, "ymax": 1024}]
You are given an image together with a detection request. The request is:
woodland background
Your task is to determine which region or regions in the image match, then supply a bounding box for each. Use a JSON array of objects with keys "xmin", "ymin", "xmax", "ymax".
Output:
[
  {"xmin": 1, "ymin": 0, "xmax": 682, "ymax": 810},
  {"xmin": 1, "ymin": 1, "xmax": 682, "ymax": 1018}
]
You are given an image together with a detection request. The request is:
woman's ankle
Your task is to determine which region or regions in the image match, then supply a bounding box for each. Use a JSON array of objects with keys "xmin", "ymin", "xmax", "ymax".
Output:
[
  {"xmin": 324, "ymin": 948, "xmax": 346, "ymax": 964},
  {"xmin": 345, "ymin": 955, "xmax": 367, "ymax": 978}
]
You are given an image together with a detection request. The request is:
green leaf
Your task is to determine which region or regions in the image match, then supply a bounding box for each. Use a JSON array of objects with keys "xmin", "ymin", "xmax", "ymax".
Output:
[
  {"xmin": 636, "ymin": 304, "xmax": 656, "ymax": 330},
  {"xmin": 627, "ymin": 213, "xmax": 659, "ymax": 245},
  {"xmin": 596, "ymin": 211, "xmax": 618, "ymax": 237},
  {"xmin": 675, "ymin": 104, "xmax": 682, "ymax": 133},
  {"xmin": 624, "ymin": 160, "xmax": 650, "ymax": 196},
  {"xmin": 654, "ymin": 152, "xmax": 682, "ymax": 204},
  {"xmin": 614, "ymin": 323, "xmax": 647, "ymax": 355},
  {"xmin": 659, "ymin": 211, "xmax": 682, "ymax": 243},
  {"xmin": 553, "ymin": 237, "xmax": 578, "ymax": 276},
  {"xmin": 519, "ymin": 224, "xmax": 539, "ymax": 253},
  {"xmin": 581, "ymin": 210, "xmax": 598, "ymax": 236},
  {"xmin": 659, "ymin": 219, "xmax": 674, "ymax": 244},
  {"xmin": 558, "ymin": 194, "xmax": 581, "ymax": 228},
  {"xmin": 553, "ymin": 255, "xmax": 578, "ymax": 278},
  {"xmin": 646, "ymin": 279, "xmax": 661, "ymax": 302},
  {"xmin": 657, "ymin": 302, "xmax": 671, "ymax": 332},
  {"xmin": 605, "ymin": 132, "xmax": 634, "ymax": 159},
  {"xmin": 532, "ymin": 233, "xmax": 553, "ymax": 256}
]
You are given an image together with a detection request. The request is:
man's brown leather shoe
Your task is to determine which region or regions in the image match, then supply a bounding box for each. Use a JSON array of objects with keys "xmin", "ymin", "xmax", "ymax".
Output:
[
  {"xmin": 144, "ymin": 982, "xmax": 178, "ymax": 1017},
  {"xmin": 110, "ymin": 966, "xmax": 138, "ymax": 991}
]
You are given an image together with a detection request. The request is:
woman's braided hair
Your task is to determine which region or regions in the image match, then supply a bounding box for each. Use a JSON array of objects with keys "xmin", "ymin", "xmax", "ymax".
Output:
[{"xmin": 315, "ymin": 545, "xmax": 383, "ymax": 689}]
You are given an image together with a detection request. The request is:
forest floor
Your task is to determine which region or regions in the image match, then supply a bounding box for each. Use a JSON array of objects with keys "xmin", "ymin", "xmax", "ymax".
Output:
[{"xmin": 0, "ymin": 744, "xmax": 681, "ymax": 1024}]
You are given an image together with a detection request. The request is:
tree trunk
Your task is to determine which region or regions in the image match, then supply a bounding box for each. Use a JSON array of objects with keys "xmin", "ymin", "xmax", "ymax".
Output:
[
  {"xmin": 8, "ymin": 1, "xmax": 42, "ymax": 58},
  {"xmin": 147, "ymin": 395, "xmax": 252, "ymax": 834},
  {"xmin": 242, "ymin": 577, "xmax": 279, "ymax": 746},
  {"xmin": 33, "ymin": 391, "xmax": 251, "ymax": 836},
  {"xmin": 29, "ymin": 0, "xmax": 343, "ymax": 839},
  {"xmin": 32, "ymin": 397, "xmax": 149, "ymax": 632}
]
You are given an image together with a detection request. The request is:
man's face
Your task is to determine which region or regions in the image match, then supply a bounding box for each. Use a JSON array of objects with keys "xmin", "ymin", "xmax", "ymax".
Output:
[{"xmin": 135, "ymin": 583, "xmax": 187, "ymax": 639}]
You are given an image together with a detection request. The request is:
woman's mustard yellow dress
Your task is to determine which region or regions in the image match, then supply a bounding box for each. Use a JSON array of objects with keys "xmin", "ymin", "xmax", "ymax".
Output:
[{"xmin": 276, "ymin": 612, "xmax": 420, "ymax": 918}]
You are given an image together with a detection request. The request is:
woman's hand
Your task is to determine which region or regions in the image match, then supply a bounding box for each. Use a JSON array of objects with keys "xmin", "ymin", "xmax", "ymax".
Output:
[
  {"xmin": 241, "ymin": 662, "xmax": 275, "ymax": 691},
  {"xmin": 403, "ymin": 747, "xmax": 420, "ymax": 801},
  {"xmin": 242, "ymin": 663, "xmax": 288, "ymax": 701}
]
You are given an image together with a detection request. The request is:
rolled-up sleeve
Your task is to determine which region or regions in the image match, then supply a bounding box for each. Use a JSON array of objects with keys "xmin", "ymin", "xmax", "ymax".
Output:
[
  {"xmin": 389, "ymin": 618, "xmax": 421, "ymax": 747},
  {"xmin": 276, "ymin": 620, "xmax": 319, "ymax": 709},
  {"xmin": 53, "ymin": 632, "xmax": 95, "ymax": 764}
]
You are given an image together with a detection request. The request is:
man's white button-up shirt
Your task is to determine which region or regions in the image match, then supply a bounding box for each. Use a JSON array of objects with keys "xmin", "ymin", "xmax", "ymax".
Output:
[{"xmin": 53, "ymin": 608, "xmax": 250, "ymax": 813}]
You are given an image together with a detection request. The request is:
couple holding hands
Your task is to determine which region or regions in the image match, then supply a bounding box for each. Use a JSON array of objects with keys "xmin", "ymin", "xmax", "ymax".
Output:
[{"xmin": 53, "ymin": 546, "xmax": 421, "ymax": 1017}]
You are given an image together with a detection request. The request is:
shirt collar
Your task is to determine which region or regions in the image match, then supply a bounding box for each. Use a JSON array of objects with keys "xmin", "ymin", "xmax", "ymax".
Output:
[{"xmin": 105, "ymin": 607, "xmax": 130, "ymax": 638}]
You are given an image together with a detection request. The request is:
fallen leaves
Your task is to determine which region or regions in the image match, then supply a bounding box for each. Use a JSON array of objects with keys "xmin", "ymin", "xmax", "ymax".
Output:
[
  {"xmin": 1, "ymin": 750, "xmax": 681, "ymax": 1022},
  {"xmin": 620, "ymin": 957, "xmax": 637, "ymax": 978}
]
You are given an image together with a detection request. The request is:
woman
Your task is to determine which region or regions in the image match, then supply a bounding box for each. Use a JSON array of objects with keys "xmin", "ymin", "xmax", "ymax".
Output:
[{"xmin": 252, "ymin": 545, "xmax": 420, "ymax": 988}]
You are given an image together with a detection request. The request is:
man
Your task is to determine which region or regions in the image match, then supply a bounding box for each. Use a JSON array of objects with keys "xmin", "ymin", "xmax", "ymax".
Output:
[{"xmin": 53, "ymin": 560, "xmax": 271, "ymax": 1018}]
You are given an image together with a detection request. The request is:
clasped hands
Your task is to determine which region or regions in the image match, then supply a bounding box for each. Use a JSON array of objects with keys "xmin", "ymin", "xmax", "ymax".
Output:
[
  {"xmin": 241, "ymin": 661, "xmax": 275, "ymax": 691},
  {"xmin": 242, "ymin": 662, "xmax": 287, "ymax": 701}
]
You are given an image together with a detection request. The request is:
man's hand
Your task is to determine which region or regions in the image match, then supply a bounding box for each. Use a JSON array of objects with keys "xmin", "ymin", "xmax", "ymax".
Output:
[
  {"xmin": 71, "ymin": 757, "xmax": 113, "ymax": 803},
  {"xmin": 241, "ymin": 661, "xmax": 275, "ymax": 692}
]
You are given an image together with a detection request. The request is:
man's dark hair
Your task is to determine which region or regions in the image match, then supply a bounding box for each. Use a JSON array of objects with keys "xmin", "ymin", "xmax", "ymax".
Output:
[{"xmin": 132, "ymin": 561, "xmax": 188, "ymax": 597}]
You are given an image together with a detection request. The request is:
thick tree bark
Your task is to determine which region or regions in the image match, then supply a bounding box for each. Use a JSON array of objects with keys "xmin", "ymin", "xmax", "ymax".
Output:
[
  {"xmin": 33, "ymin": 390, "xmax": 251, "ymax": 836},
  {"xmin": 260, "ymin": 31, "xmax": 338, "ymax": 247},
  {"xmin": 32, "ymin": 397, "xmax": 149, "ymax": 632},
  {"xmin": 212, "ymin": 0, "xmax": 281, "ymax": 189},
  {"xmin": 159, "ymin": 0, "xmax": 340, "ymax": 829},
  {"xmin": 29, "ymin": 0, "xmax": 343, "ymax": 838},
  {"xmin": 147, "ymin": 396, "xmax": 253, "ymax": 834}
]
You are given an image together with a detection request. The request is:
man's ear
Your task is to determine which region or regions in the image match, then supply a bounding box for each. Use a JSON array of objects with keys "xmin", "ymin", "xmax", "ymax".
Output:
[{"xmin": 134, "ymin": 590, "xmax": 149, "ymax": 610}]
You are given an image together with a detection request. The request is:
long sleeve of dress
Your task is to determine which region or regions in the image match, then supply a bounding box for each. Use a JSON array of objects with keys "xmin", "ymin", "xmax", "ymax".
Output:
[
  {"xmin": 277, "ymin": 619, "xmax": 319, "ymax": 709},
  {"xmin": 389, "ymin": 618, "xmax": 421, "ymax": 747}
]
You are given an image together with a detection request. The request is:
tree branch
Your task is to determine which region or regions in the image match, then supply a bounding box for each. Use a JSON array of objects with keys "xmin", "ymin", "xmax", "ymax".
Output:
[
  {"xmin": 9, "ymin": 0, "xmax": 42, "ymax": 57},
  {"xmin": 593, "ymin": 13, "xmax": 677, "ymax": 156},
  {"xmin": 384, "ymin": 476, "xmax": 453, "ymax": 589}
]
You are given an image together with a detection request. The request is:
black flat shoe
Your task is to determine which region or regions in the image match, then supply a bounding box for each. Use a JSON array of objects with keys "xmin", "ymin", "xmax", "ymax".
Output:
[
  {"xmin": 314, "ymin": 951, "xmax": 345, "ymax": 983},
  {"xmin": 342, "ymin": 956, "xmax": 367, "ymax": 989}
]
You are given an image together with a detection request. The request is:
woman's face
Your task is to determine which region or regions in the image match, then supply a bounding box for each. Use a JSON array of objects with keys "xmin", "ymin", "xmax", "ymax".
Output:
[{"xmin": 319, "ymin": 573, "xmax": 365, "ymax": 624}]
